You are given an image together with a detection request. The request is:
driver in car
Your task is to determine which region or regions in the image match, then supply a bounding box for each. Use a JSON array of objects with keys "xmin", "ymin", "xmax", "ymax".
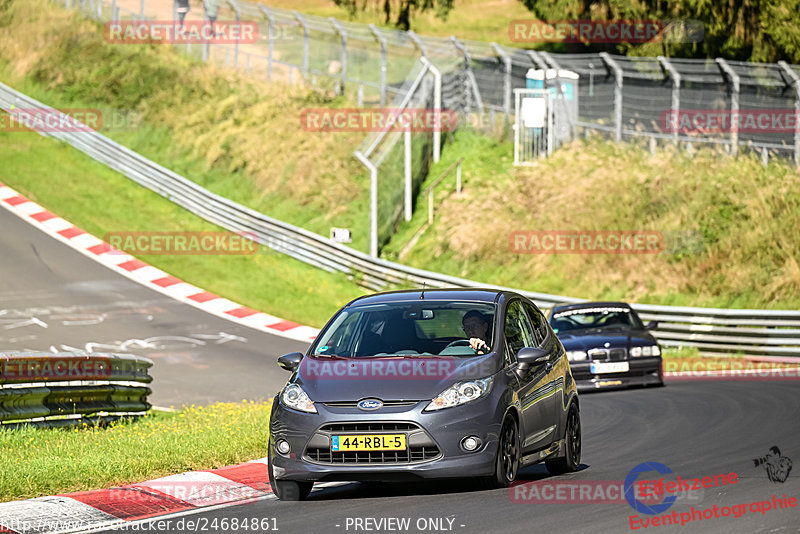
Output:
[{"xmin": 462, "ymin": 310, "xmax": 491, "ymax": 354}]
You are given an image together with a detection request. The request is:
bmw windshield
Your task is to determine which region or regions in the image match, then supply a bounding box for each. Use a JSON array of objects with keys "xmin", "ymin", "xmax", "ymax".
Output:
[
  {"xmin": 311, "ymin": 301, "xmax": 497, "ymax": 358},
  {"xmin": 550, "ymin": 306, "xmax": 644, "ymax": 332}
]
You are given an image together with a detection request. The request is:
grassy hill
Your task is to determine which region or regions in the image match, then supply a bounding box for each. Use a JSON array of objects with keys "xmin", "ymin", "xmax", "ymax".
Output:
[{"xmin": 1, "ymin": 0, "xmax": 799, "ymax": 319}]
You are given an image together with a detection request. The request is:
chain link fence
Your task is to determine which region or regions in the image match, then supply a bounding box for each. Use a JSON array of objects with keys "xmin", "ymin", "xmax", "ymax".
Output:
[{"xmin": 54, "ymin": 0, "xmax": 800, "ymax": 255}]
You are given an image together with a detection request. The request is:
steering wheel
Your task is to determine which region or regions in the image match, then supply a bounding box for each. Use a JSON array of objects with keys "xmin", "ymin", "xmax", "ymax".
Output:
[{"xmin": 444, "ymin": 339, "xmax": 476, "ymax": 350}]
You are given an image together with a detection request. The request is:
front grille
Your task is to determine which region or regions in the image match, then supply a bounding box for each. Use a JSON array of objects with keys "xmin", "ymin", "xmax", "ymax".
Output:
[
  {"xmin": 322, "ymin": 401, "xmax": 419, "ymax": 408},
  {"xmin": 588, "ymin": 348, "xmax": 627, "ymax": 361},
  {"xmin": 319, "ymin": 422, "xmax": 418, "ymax": 432},
  {"xmin": 306, "ymin": 446, "xmax": 440, "ymax": 464},
  {"xmin": 306, "ymin": 421, "xmax": 441, "ymax": 464},
  {"xmin": 609, "ymin": 348, "xmax": 626, "ymax": 361}
]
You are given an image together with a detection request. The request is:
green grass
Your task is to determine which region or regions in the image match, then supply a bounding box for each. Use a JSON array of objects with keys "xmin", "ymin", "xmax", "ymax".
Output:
[
  {"xmin": 0, "ymin": 0, "xmax": 374, "ymax": 253},
  {"xmin": 382, "ymin": 128, "xmax": 800, "ymax": 310},
  {"xmin": 0, "ymin": 126, "xmax": 365, "ymax": 327},
  {"xmin": 0, "ymin": 402, "xmax": 271, "ymax": 502}
]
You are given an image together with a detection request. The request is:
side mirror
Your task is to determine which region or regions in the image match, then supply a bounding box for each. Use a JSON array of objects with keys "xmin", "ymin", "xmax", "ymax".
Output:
[
  {"xmin": 646, "ymin": 321, "xmax": 658, "ymax": 330},
  {"xmin": 516, "ymin": 347, "xmax": 550, "ymax": 366},
  {"xmin": 277, "ymin": 352, "xmax": 303, "ymax": 372}
]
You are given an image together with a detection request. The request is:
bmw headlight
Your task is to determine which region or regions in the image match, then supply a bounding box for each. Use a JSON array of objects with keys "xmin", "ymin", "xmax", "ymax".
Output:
[
  {"xmin": 281, "ymin": 384, "xmax": 317, "ymax": 413},
  {"xmin": 566, "ymin": 350, "xmax": 588, "ymax": 361},
  {"xmin": 630, "ymin": 345, "xmax": 661, "ymax": 357},
  {"xmin": 424, "ymin": 377, "xmax": 493, "ymax": 412}
]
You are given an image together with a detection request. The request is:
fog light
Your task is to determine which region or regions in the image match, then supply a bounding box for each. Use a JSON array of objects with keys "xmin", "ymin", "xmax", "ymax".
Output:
[
  {"xmin": 462, "ymin": 436, "xmax": 480, "ymax": 451},
  {"xmin": 276, "ymin": 439, "xmax": 291, "ymax": 455}
]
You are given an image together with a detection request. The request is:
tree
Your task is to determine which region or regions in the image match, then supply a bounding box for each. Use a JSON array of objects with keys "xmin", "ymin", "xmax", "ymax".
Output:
[
  {"xmin": 517, "ymin": 0, "xmax": 800, "ymax": 62},
  {"xmin": 333, "ymin": 0, "xmax": 455, "ymax": 31}
]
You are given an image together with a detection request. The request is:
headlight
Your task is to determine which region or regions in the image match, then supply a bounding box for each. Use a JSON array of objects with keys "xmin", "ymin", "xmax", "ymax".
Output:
[
  {"xmin": 631, "ymin": 345, "xmax": 661, "ymax": 357},
  {"xmin": 566, "ymin": 351, "xmax": 588, "ymax": 361},
  {"xmin": 281, "ymin": 384, "xmax": 317, "ymax": 413},
  {"xmin": 424, "ymin": 377, "xmax": 493, "ymax": 412}
]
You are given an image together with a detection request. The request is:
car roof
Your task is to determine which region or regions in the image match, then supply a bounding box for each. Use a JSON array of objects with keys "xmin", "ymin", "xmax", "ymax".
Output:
[
  {"xmin": 550, "ymin": 301, "xmax": 633, "ymax": 314},
  {"xmin": 345, "ymin": 288, "xmax": 507, "ymax": 307}
]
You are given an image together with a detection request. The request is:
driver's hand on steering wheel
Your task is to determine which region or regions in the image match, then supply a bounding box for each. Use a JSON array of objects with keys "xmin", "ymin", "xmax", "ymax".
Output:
[{"xmin": 469, "ymin": 337, "xmax": 489, "ymax": 354}]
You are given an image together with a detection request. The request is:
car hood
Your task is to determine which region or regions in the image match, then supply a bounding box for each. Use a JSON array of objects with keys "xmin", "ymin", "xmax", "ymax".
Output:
[
  {"xmin": 293, "ymin": 354, "xmax": 502, "ymax": 403},
  {"xmin": 555, "ymin": 327, "xmax": 657, "ymax": 351}
]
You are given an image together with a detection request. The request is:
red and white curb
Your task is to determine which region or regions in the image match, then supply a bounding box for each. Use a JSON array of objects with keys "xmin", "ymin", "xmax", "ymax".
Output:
[
  {"xmin": 0, "ymin": 459, "xmax": 342, "ymax": 534},
  {"xmin": 0, "ymin": 181, "xmax": 320, "ymax": 343}
]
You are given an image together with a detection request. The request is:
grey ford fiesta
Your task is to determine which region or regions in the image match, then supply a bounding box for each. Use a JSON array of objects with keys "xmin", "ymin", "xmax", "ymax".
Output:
[{"xmin": 268, "ymin": 288, "xmax": 581, "ymax": 500}]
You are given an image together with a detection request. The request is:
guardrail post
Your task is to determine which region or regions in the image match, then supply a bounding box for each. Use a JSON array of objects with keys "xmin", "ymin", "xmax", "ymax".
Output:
[
  {"xmin": 404, "ymin": 123, "xmax": 412, "ymax": 221},
  {"xmin": 490, "ymin": 43, "xmax": 511, "ymax": 121},
  {"xmin": 329, "ymin": 18, "xmax": 347, "ymax": 96},
  {"xmin": 658, "ymin": 56, "xmax": 681, "ymax": 142},
  {"xmin": 422, "ymin": 57, "xmax": 442, "ymax": 164},
  {"xmin": 293, "ymin": 11, "xmax": 310, "ymax": 79},
  {"xmin": 600, "ymin": 52, "xmax": 623, "ymax": 142},
  {"xmin": 354, "ymin": 151, "xmax": 379, "ymax": 258},
  {"xmin": 716, "ymin": 58, "xmax": 740, "ymax": 156},
  {"xmin": 456, "ymin": 160, "xmax": 462, "ymax": 193},
  {"xmin": 369, "ymin": 24, "xmax": 388, "ymax": 106},
  {"xmin": 778, "ymin": 61, "xmax": 800, "ymax": 168},
  {"xmin": 224, "ymin": 0, "xmax": 241, "ymax": 69},
  {"xmin": 257, "ymin": 4, "xmax": 274, "ymax": 79},
  {"xmin": 407, "ymin": 30, "xmax": 427, "ymax": 59}
]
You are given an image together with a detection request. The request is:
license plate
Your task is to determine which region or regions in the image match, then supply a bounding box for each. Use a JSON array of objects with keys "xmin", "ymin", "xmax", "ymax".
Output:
[
  {"xmin": 598, "ymin": 380, "xmax": 623, "ymax": 387},
  {"xmin": 591, "ymin": 361, "xmax": 629, "ymax": 374},
  {"xmin": 331, "ymin": 434, "xmax": 406, "ymax": 452}
]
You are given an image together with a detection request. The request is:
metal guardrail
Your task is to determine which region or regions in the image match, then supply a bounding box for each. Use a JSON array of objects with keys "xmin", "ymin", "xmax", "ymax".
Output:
[
  {"xmin": 0, "ymin": 352, "xmax": 153, "ymax": 427},
  {"xmin": 1, "ymin": 83, "xmax": 799, "ymax": 358}
]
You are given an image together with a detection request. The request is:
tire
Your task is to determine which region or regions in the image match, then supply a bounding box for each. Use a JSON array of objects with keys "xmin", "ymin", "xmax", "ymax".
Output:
[
  {"xmin": 480, "ymin": 415, "xmax": 520, "ymax": 489},
  {"xmin": 268, "ymin": 445, "xmax": 313, "ymax": 501},
  {"xmin": 546, "ymin": 404, "xmax": 581, "ymax": 475}
]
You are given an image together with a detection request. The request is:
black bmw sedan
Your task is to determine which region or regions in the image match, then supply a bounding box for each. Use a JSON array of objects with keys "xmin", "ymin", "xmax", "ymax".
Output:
[
  {"xmin": 548, "ymin": 301, "xmax": 664, "ymax": 392},
  {"xmin": 268, "ymin": 289, "xmax": 581, "ymax": 500}
]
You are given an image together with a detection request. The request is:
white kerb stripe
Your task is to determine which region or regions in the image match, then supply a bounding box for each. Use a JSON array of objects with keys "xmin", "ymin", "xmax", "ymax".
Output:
[
  {"xmin": 41, "ymin": 218, "xmax": 74, "ymax": 232},
  {"xmin": 129, "ymin": 266, "xmax": 168, "ymax": 282},
  {"xmin": 69, "ymin": 233, "xmax": 103, "ymax": 249},
  {"xmin": 15, "ymin": 202, "xmax": 44, "ymax": 216},
  {"xmin": 0, "ymin": 495, "xmax": 119, "ymax": 534},
  {"xmin": 0, "ymin": 186, "xmax": 17, "ymax": 200},
  {"xmin": 162, "ymin": 283, "xmax": 204, "ymax": 299},
  {"xmin": 133, "ymin": 471, "xmax": 265, "ymax": 507}
]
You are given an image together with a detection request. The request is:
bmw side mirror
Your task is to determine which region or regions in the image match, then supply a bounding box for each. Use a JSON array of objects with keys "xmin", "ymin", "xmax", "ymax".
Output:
[
  {"xmin": 277, "ymin": 352, "xmax": 303, "ymax": 372},
  {"xmin": 516, "ymin": 347, "xmax": 550, "ymax": 366},
  {"xmin": 646, "ymin": 321, "xmax": 659, "ymax": 330}
]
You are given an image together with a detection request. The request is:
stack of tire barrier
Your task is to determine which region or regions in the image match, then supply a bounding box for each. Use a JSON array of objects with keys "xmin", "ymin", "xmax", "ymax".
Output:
[{"xmin": 0, "ymin": 352, "xmax": 153, "ymax": 428}]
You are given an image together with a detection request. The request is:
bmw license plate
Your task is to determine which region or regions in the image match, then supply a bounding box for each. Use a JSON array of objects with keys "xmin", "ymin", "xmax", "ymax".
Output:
[
  {"xmin": 590, "ymin": 361, "xmax": 630, "ymax": 374},
  {"xmin": 331, "ymin": 434, "xmax": 406, "ymax": 451}
]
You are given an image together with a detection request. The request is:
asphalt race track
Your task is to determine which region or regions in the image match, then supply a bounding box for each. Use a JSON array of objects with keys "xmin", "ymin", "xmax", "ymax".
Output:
[
  {"xmin": 0, "ymin": 207, "xmax": 307, "ymax": 406},
  {"xmin": 2, "ymin": 206, "xmax": 799, "ymax": 534},
  {"xmin": 97, "ymin": 381, "xmax": 800, "ymax": 534}
]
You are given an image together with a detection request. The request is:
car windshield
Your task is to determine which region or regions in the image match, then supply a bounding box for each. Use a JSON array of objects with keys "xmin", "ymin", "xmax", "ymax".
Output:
[
  {"xmin": 311, "ymin": 301, "xmax": 497, "ymax": 358},
  {"xmin": 550, "ymin": 306, "xmax": 642, "ymax": 332}
]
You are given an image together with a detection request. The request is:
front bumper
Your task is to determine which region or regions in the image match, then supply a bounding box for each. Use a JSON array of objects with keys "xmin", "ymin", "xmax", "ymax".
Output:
[
  {"xmin": 269, "ymin": 397, "xmax": 502, "ymax": 482},
  {"xmin": 570, "ymin": 356, "xmax": 663, "ymax": 392}
]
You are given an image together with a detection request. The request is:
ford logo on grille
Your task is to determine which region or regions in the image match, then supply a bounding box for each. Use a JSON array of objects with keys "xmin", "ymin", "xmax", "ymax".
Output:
[{"xmin": 357, "ymin": 399, "xmax": 383, "ymax": 411}]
